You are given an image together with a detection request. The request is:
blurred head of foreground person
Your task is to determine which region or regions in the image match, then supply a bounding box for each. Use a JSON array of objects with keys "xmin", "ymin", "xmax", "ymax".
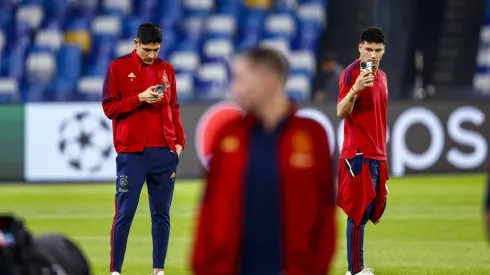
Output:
[{"xmin": 230, "ymin": 47, "xmax": 291, "ymax": 128}]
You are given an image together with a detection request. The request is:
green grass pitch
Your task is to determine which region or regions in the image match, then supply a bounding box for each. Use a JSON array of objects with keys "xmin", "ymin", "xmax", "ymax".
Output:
[{"xmin": 1, "ymin": 174, "xmax": 489, "ymax": 275}]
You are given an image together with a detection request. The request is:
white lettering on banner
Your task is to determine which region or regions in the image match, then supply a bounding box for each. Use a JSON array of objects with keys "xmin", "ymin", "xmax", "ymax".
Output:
[
  {"xmin": 295, "ymin": 108, "xmax": 335, "ymax": 156},
  {"xmin": 392, "ymin": 107, "xmax": 445, "ymax": 177},
  {"xmin": 446, "ymin": 106, "xmax": 487, "ymax": 169},
  {"xmin": 25, "ymin": 103, "xmax": 117, "ymax": 181}
]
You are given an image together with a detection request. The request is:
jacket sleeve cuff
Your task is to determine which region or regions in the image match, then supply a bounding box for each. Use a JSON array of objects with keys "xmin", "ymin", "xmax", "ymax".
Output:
[{"xmin": 129, "ymin": 94, "xmax": 142, "ymax": 109}]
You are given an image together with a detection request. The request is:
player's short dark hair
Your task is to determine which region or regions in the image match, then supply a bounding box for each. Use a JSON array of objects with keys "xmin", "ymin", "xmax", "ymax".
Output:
[
  {"xmin": 241, "ymin": 47, "xmax": 290, "ymax": 83},
  {"xmin": 360, "ymin": 27, "xmax": 385, "ymax": 44},
  {"xmin": 137, "ymin": 23, "xmax": 162, "ymax": 44}
]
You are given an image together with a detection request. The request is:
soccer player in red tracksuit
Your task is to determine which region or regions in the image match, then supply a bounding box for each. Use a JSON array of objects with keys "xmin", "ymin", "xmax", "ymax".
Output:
[
  {"xmin": 191, "ymin": 47, "xmax": 337, "ymax": 275},
  {"xmin": 102, "ymin": 23, "xmax": 185, "ymax": 275},
  {"xmin": 336, "ymin": 27, "xmax": 390, "ymax": 275}
]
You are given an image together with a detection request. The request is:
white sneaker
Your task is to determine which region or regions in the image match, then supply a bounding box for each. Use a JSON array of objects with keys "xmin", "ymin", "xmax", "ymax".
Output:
[
  {"xmin": 150, "ymin": 272, "xmax": 164, "ymax": 275},
  {"xmin": 111, "ymin": 272, "xmax": 120, "ymax": 275},
  {"xmin": 346, "ymin": 268, "xmax": 374, "ymax": 275}
]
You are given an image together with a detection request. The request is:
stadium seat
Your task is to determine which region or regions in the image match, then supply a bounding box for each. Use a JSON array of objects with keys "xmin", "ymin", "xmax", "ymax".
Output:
[
  {"xmin": 274, "ymin": 0, "xmax": 298, "ymax": 14},
  {"xmin": 159, "ymin": 0, "xmax": 182, "ymax": 28},
  {"xmin": 115, "ymin": 39, "xmax": 134, "ymax": 58},
  {"xmin": 175, "ymin": 73, "xmax": 194, "ymax": 101},
  {"xmin": 35, "ymin": 29, "xmax": 64, "ymax": 52},
  {"xmin": 264, "ymin": 14, "xmax": 296, "ymax": 41},
  {"xmin": 169, "ymin": 51, "xmax": 200, "ymax": 74},
  {"xmin": 25, "ymin": 51, "xmax": 57, "ymax": 84},
  {"xmin": 216, "ymin": 0, "xmax": 241, "ymax": 17},
  {"xmin": 46, "ymin": 77, "xmax": 77, "ymax": 101},
  {"xmin": 285, "ymin": 74, "xmax": 311, "ymax": 100},
  {"xmin": 92, "ymin": 15, "xmax": 122, "ymax": 38},
  {"xmin": 260, "ymin": 38, "xmax": 290, "ymax": 57},
  {"xmin": 42, "ymin": 0, "xmax": 70, "ymax": 29},
  {"xmin": 102, "ymin": 0, "xmax": 131, "ymax": 16},
  {"xmin": 184, "ymin": 0, "xmax": 214, "ymax": 17},
  {"xmin": 17, "ymin": 4, "xmax": 45, "ymax": 30},
  {"xmin": 0, "ymin": 2, "xmax": 13, "ymax": 30},
  {"xmin": 122, "ymin": 16, "xmax": 143, "ymax": 39},
  {"xmin": 77, "ymin": 76, "xmax": 104, "ymax": 101},
  {"xmin": 236, "ymin": 8, "xmax": 267, "ymax": 51},
  {"xmin": 86, "ymin": 35, "xmax": 116, "ymax": 76},
  {"xmin": 245, "ymin": 0, "xmax": 272, "ymax": 9},
  {"xmin": 297, "ymin": 3, "xmax": 325, "ymax": 23},
  {"xmin": 205, "ymin": 15, "xmax": 236, "ymax": 39},
  {"xmin": 65, "ymin": 18, "xmax": 92, "ymax": 54},
  {"xmin": 69, "ymin": 0, "xmax": 98, "ymax": 18},
  {"xmin": 194, "ymin": 62, "xmax": 229, "ymax": 100},
  {"xmin": 289, "ymin": 50, "xmax": 315, "ymax": 77},
  {"xmin": 202, "ymin": 39, "xmax": 234, "ymax": 62},
  {"xmin": 135, "ymin": 0, "xmax": 159, "ymax": 22},
  {"xmin": 56, "ymin": 44, "xmax": 82, "ymax": 82},
  {"xmin": 0, "ymin": 78, "xmax": 18, "ymax": 102}
]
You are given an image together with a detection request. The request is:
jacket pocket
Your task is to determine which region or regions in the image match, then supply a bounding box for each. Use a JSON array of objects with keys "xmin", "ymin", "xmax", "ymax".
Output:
[{"xmin": 344, "ymin": 153, "xmax": 367, "ymax": 178}]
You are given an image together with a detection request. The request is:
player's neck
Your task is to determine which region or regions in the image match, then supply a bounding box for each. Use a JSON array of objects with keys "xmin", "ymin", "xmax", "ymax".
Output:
[{"xmin": 255, "ymin": 94, "xmax": 291, "ymax": 131}]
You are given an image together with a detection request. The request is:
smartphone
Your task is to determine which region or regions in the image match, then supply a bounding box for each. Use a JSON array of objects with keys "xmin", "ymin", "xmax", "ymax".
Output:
[
  {"xmin": 155, "ymin": 84, "xmax": 167, "ymax": 95},
  {"xmin": 360, "ymin": 61, "xmax": 373, "ymax": 74}
]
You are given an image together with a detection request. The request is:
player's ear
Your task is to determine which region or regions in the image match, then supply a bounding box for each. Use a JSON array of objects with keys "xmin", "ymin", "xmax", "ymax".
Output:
[{"xmin": 133, "ymin": 39, "xmax": 139, "ymax": 48}]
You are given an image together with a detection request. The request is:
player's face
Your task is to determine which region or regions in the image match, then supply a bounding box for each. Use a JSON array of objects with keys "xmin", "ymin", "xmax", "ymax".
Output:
[
  {"xmin": 134, "ymin": 40, "xmax": 160, "ymax": 64},
  {"xmin": 358, "ymin": 42, "xmax": 385, "ymax": 69},
  {"xmin": 230, "ymin": 57, "xmax": 266, "ymax": 111}
]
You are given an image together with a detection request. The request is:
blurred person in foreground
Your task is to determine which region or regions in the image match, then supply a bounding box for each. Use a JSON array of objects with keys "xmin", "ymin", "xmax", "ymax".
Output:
[
  {"xmin": 102, "ymin": 23, "xmax": 185, "ymax": 275},
  {"xmin": 191, "ymin": 47, "xmax": 337, "ymax": 275},
  {"xmin": 336, "ymin": 27, "xmax": 390, "ymax": 275}
]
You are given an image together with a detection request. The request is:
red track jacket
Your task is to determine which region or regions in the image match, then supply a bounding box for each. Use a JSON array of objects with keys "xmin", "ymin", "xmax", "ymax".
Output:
[
  {"xmin": 102, "ymin": 51, "xmax": 185, "ymax": 153},
  {"xmin": 337, "ymin": 158, "xmax": 389, "ymax": 226},
  {"xmin": 192, "ymin": 108, "xmax": 337, "ymax": 275}
]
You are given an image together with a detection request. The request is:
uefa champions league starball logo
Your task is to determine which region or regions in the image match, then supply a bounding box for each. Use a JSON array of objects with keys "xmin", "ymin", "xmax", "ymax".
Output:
[{"xmin": 57, "ymin": 111, "xmax": 113, "ymax": 173}]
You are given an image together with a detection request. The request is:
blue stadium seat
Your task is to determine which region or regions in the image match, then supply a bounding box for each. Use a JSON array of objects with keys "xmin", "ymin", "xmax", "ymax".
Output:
[
  {"xmin": 25, "ymin": 51, "xmax": 57, "ymax": 85},
  {"xmin": 42, "ymin": 0, "xmax": 70, "ymax": 27},
  {"xmin": 286, "ymin": 74, "xmax": 311, "ymax": 101},
  {"xmin": 17, "ymin": 4, "xmax": 45, "ymax": 30},
  {"xmin": 184, "ymin": 0, "xmax": 213, "ymax": 17},
  {"xmin": 175, "ymin": 73, "xmax": 194, "ymax": 101},
  {"xmin": 56, "ymin": 44, "xmax": 82, "ymax": 82},
  {"xmin": 102, "ymin": 0, "xmax": 131, "ymax": 17},
  {"xmin": 158, "ymin": 0, "xmax": 182, "ymax": 28},
  {"xmin": 135, "ymin": 0, "xmax": 159, "ymax": 22},
  {"xmin": 169, "ymin": 51, "xmax": 200, "ymax": 75},
  {"xmin": 77, "ymin": 76, "xmax": 104, "ymax": 101},
  {"xmin": 0, "ymin": 2, "xmax": 14, "ymax": 30},
  {"xmin": 86, "ymin": 35, "xmax": 117, "ymax": 76},
  {"xmin": 115, "ymin": 39, "xmax": 134, "ymax": 58},
  {"xmin": 202, "ymin": 38, "xmax": 234, "ymax": 63},
  {"xmin": 263, "ymin": 14, "xmax": 296, "ymax": 42},
  {"xmin": 46, "ymin": 77, "xmax": 77, "ymax": 101},
  {"xmin": 68, "ymin": 0, "xmax": 98, "ymax": 19},
  {"xmin": 205, "ymin": 15, "xmax": 236, "ymax": 39},
  {"xmin": 0, "ymin": 78, "xmax": 19, "ymax": 103},
  {"xmin": 216, "ymin": 0, "xmax": 241, "ymax": 17},
  {"xmin": 194, "ymin": 62, "xmax": 229, "ymax": 100},
  {"xmin": 260, "ymin": 38, "xmax": 290, "ymax": 57},
  {"xmin": 122, "ymin": 16, "xmax": 143, "ymax": 39},
  {"xmin": 34, "ymin": 29, "xmax": 64, "ymax": 52},
  {"xmin": 289, "ymin": 50, "xmax": 315, "ymax": 78},
  {"xmin": 236, "ymin": 8, "xmax": 267, "ymax": 51}
]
